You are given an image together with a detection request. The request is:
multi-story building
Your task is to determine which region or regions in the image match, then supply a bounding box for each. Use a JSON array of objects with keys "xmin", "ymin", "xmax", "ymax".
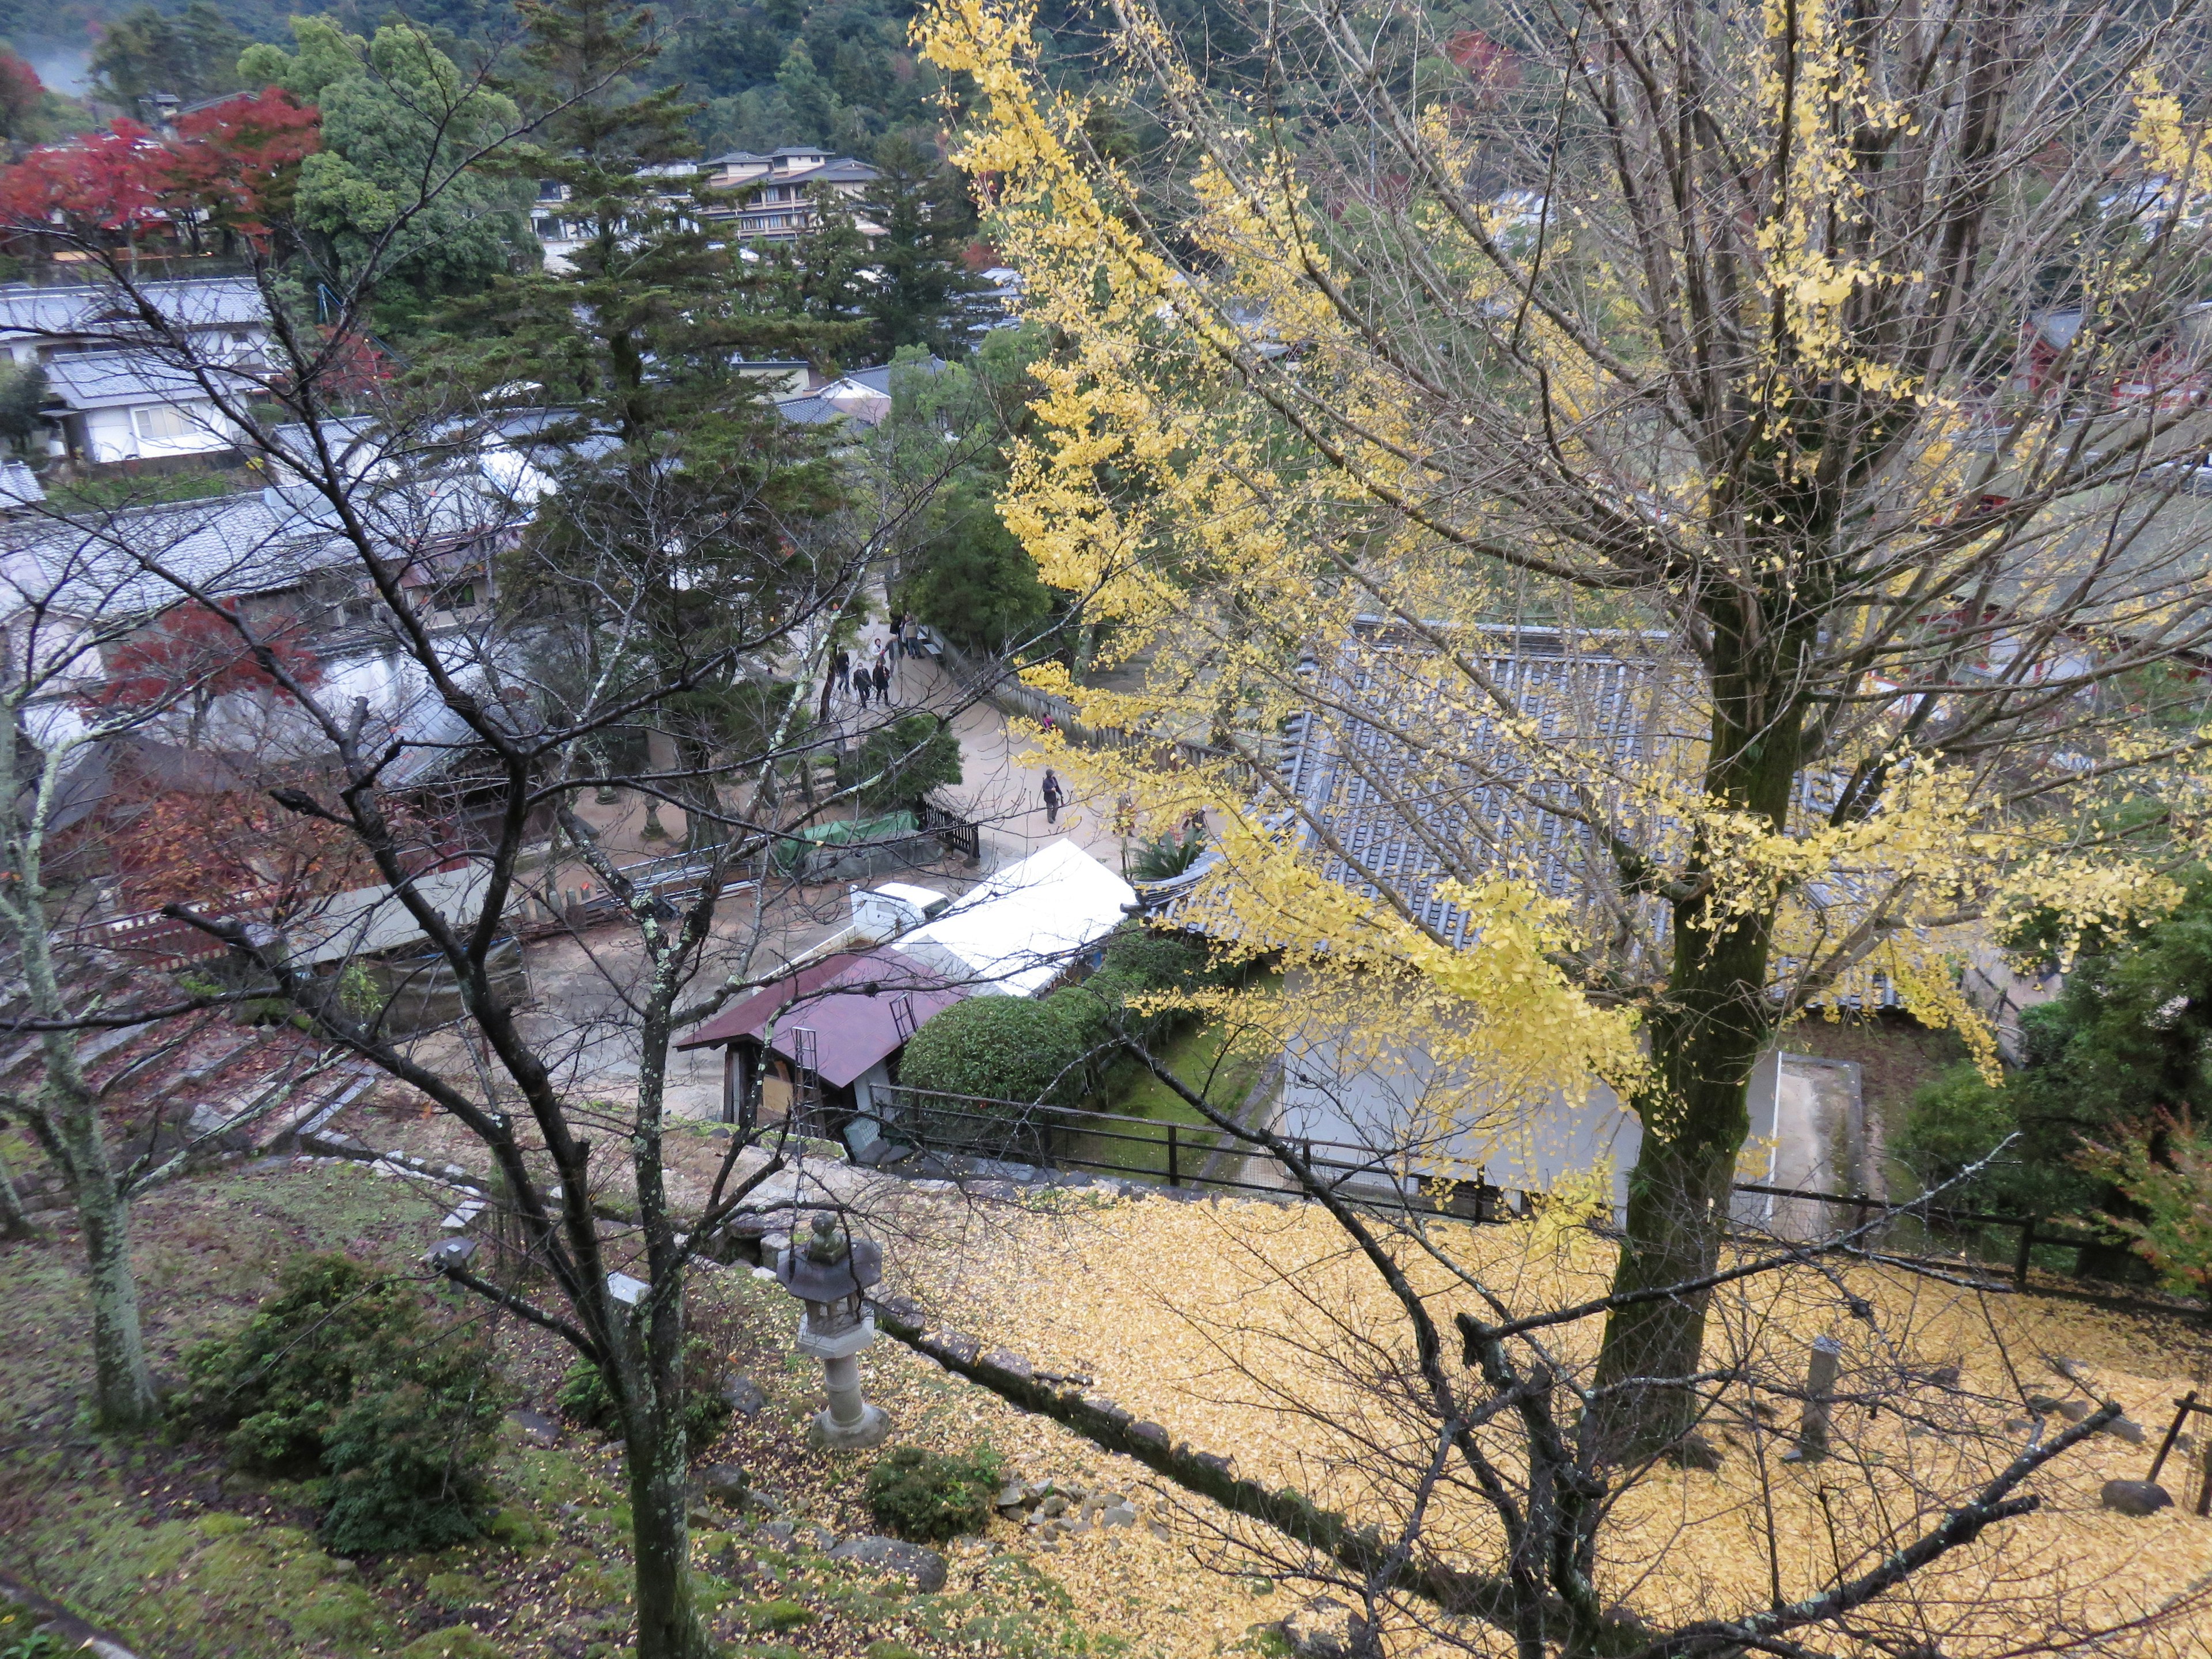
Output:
[
  {"xmin": 530, "ymin": 147, "xmax": 883, "ymax": 267},
  {"xmin": 0, "ymin": 276, "xmax": 272, "ymax": 465}
]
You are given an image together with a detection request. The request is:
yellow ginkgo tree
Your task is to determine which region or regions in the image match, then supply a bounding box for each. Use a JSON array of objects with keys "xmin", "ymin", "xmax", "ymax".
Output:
[{"xmin": 925, "ymin": 0, "xmax": 2212, "ymax": 1460}]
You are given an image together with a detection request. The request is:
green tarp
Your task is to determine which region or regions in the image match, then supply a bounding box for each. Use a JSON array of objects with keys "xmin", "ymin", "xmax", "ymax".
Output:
[{"xmin": 771, "ymin": 809, "xmax": 918, "ymax": 874}]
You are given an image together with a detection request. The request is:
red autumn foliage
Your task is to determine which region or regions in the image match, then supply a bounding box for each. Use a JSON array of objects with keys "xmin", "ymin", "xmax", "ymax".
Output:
[
  {"xmin": 77, "ymin": 601, "xmax": 323, "ymax": 747},
  {"xmin": 1444, "ymin": 31, "xmax": 1521, "ymax": 92},
  {"xmin": 0, "ymin": 52, "xmax": 42, "ymax": 142},
  {"xmin": 107, "ymin": 756, "xmax": 384, "ymax": 922},
  {"xmin": 293, "ymin": 327, "xmax": 392, "ymax": 402},
  {"xmin": 164, "ymin": 89, "xmax": 321, "ymax": 234},
  {"xmin": 0, "ymin": 120, "xmax": 164, "ymax": 233},
  {"xmin": 0, "ymin": 88, "xmax": 319, "ymax": 244}
]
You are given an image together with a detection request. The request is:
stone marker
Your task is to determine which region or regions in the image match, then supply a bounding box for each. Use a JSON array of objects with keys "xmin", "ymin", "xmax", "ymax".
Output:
[
  {"xmin": 721, "ymin": 1375, "xmax": 768, "ymax": 1418},
  {"xmin": 2100, "ymin": 1479, "xmax": 2173, "ymax": 1516},
  {"xmin": 507, "ymin": 1407, "xmax": 560, "ymax": 1448},
  {"xmin": 776, "ymin": 1211, "xmax": 891, "ymax": 1449},
  {"xmin": 828, "ymin": 1534, "xmax": 948, "ymax": 1592}
]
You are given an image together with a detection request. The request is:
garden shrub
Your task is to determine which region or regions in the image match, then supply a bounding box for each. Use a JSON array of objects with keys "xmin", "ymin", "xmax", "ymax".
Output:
[
  {"xmin": 1097, "ymin": 927, "xmax": 1224, "ymax": 992},
  {"xmin": 320, "ymin": 1379, "xmax": 506, "ymax": 1554},
  {"xmin": 864, "ymin": 1444, "xmax": 1004, "ymax": 1542},
  {"xmin": 1127, "ymin": 826, "xmax": 1207, "ymax": 882},
  {"xmin": 554, "ymin": 1335, "xmax": 733, "ymax": 1453},
  {"xmin": 1893, "ymin": 1063, "xmax": 2027, "ymax": 1211},
  {"xmin": 897, "ymin": 995, "xmax": 1086, "ymax": 1107},
  {"xmin": 170, "ymin": 1252, "xmax": 511, "ymax": 1552},
  {"xmin": 837, "ymin": 713, "xmax": 963, "ymax": 812},
  {"xmin": 1046, "ymin": 928, "xmax": 1236, "ymax": 1077}
]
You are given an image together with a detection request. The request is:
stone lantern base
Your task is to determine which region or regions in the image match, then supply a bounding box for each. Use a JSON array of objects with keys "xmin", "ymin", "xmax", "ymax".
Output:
[
  {"xmin": 811, "ymin": 1400, "xmax": 892, "ymax": 1450},
  {"xmin": 797, "ymin": 1310, "xmax": 892, "ymax": 1450}
]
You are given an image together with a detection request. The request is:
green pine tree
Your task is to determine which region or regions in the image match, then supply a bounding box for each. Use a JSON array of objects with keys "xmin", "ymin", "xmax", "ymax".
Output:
[
  {"xmin": 423, "ymin": 0, "xmax": 859, "ymax": 789},
  {"xmin": 859, "ymin": 135, "xmax": 988, "ymax": 359}
]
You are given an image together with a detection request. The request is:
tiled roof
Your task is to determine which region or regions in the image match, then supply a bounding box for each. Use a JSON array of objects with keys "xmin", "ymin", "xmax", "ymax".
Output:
[
  {"xmin": 0, "ymin": 276, "xmax": 264, "ymax": 342},
  {"xmin": 1273, "ymin": 622, "xmax": 1680, "ymax": 949},
  {"xmin": 0, "ymin": 476, "xmax": 512, "ymax": 618},
  {"xmin": 42, "ymin": 350, "xmax": 265, "ymax": 411}
]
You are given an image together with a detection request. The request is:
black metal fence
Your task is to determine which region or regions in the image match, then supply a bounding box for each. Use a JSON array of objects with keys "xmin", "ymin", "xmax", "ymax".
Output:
[{"xmin": 857, "ymin": 1087, "xmax": 2205, "ymax": 1318}]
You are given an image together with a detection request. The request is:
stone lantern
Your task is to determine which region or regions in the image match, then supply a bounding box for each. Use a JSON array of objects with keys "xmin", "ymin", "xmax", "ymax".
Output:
[{"xmin": 777, "ymin": 1210, "xmax": 889, "ymax": 1449}]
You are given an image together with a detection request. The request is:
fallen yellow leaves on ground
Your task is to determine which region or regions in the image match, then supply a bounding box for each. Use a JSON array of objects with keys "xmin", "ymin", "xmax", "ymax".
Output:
[{"xmin": 865, "ymin": 1189, "xmax": 2212, "ymax": 1657}]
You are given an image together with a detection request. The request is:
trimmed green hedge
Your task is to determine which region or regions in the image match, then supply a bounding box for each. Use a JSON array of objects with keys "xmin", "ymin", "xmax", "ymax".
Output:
[
  {"xmin": 897, "ymin": 994, "xmax": 1086, "ymax": 1107},
  {"xmin": 899, "ymin": 926, "xmax": 1241, "ymax": 1104}
]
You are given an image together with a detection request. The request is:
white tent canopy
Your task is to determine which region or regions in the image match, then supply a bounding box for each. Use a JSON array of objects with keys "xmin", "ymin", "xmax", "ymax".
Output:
[{"xmin": 893, "ymin": 838, "xmax": 1137, "ymax": 997}]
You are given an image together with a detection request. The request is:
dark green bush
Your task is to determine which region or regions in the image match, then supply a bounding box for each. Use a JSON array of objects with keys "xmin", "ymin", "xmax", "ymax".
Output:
[
  {"xmin": 1895, "ymin": 1062, "xmax": 2094, "ymax": 1218},
  {"xmin": 1045, "ymin": 928, "xmax": 1236, "ymax": 1075},
  {"xmin": 170, "ymin": 1252, "xmax": 512, "ymax": 1552},
  {"xmin": 836, "ymin": 713, "xmax": 964, "ymax": 812},
  {"xmin": 554, "ymin": 1336, "xmax": 733, "ymax": 1453},
  {"xmin": 320, "ymin": 1378, "xmax": 505, "ymax": 1554},
  {"xmin": 1098, "ymin": 927, "xmax": 1222, "ymax": 990},
  {"xmin": 864, "ymin": 1444, "xmax": 1003, "ymax": 1542},
  {"xmin": 897, "ymin": 995, "xmax": 1087, "ymax": 1106}
]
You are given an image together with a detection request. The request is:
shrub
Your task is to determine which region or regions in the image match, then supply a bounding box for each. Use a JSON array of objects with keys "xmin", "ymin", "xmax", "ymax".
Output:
[
  {"xmin": 171, "ymin": 1252, "xmax": 407, "ymax": 1476},
  {"xmin": 1894, "ymin": 1063, "xmax": 2088, "ymax": 1217},
  {"xmin": 554, "ymin": 1336, "xmax": 733, "ymax": 1453},
  {"xmin": 1128, "ymin": 827, "xmax": 1206, "ymax": 882},
  {"xmin": 1046, "ymin": 929, "xmax": 1234, "ymax": 1074},
  {"xmin": 898, "ymin": 995, "xmax": 1086, "ymax": 1107},
  {"xmin": 865, "ymin": 1444, "xmax": 1003, "ymax": 1542},
  {"xmin": 320, "ymin": 1380, "xmax": 506, "ymax": 1554},
  {"xmin": 837, "ymin": 713, "xmax": 963, "ymax": 812},
  {"xmin": 1098, "ymin": 927, "xmax": 1221, "ymax": 990},
  {"xmin": 170, "ymin": 1252, "xmax": 512, "ymax": 1552},
  {"xmin": 2079, "ymin": 1110, "xmax": 2212, "ymax": 1297},
  {"xmin": 1893, "ymin": 1063, "xmax": 2019, "ymax": 1207}
]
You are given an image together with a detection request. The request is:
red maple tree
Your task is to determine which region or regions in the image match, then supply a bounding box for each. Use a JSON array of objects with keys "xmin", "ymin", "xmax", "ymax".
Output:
[
  {"xmin": 162, "ymin": 89, "xmax": 320, "ymax": 237},
  {"xmin": 78, "ymin": 601, "xmax": 324, "ymax": 748},
  {"xmin": 0, "ymin": 88, "xmax": 319, "ymax": 249},
  {"xmin": 0, "ymin": 120, "xmax": 165, "ymax": 236},
  {"xmin": 0, "ymin": 53, "xmax": 42, "ymax": 143}
]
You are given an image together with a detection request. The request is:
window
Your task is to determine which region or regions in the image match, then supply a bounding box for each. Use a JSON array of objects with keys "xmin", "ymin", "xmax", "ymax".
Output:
[{"xmin": 131, "ymin": 402, "xmax": 215, "ymax": 444}]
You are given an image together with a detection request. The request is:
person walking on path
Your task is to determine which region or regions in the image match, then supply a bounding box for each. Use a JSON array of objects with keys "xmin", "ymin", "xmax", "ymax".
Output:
[
  {"xmin": 888, "ymin": 613, "xmax": 905, "ymax": 657},
  {"xmin": 855, "ymin": 662, "xmax": 874, "ymax": 709},
  {"xmin": 832, "ymin": 647, "xmax": 851, "ymax": 699},
  {"xmin": 873, "ymin": 655, "xmax": 893, "ymax": 707},
  {"xmin": 1041, "ymin": 768, "xmax": 1064, "ymax": 827},
  {"xmin": 902, "ymin": 612, "xmax": 922, "ymax": 657}
]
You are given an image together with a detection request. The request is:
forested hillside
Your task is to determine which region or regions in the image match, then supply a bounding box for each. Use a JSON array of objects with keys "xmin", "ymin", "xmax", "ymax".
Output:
[{"xmin": 0, "ymin": 0, "xmax": 1257, "ymax": 153}]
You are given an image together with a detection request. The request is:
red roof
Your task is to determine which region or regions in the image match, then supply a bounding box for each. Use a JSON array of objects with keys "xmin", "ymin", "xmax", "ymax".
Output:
[{"xmin": 675, "ymin": 945, "xmax": 974, "ymax": 1089}]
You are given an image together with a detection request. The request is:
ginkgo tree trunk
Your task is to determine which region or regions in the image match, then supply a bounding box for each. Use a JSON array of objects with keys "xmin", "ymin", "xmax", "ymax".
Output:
[{"xmin": 922, "ymin": 0, "xmax": 2212, "ymax": 1459}]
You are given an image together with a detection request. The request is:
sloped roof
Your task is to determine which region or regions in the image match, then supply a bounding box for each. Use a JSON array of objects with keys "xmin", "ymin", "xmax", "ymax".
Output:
[
  {"xmin": 894, "ymin": 838, "xmax": 1137, "ymax": 997},
  {"xmin": 0, "ymin": 276, "xmax": 264, "ymax": 343},
  {"xmin": 0, "ymin": 458, "xmax": 42, "ymax": 507},
  {"xmin": 1269, "ymin": 622, "xmax": 1680, "ymax": 950},
  {"xmin": 43, "ymin": 351, "xmax": 264, "ymax": 412},
  {"xmin": 676, "ymin": 945, "xmax": 973, "ymax": 1086},
  {"xmin": 0, "ymin": 475, "xmax": 514, "ymax": 618}
]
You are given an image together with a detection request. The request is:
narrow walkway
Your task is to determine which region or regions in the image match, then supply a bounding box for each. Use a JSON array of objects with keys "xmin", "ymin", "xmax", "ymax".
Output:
[{"xmin": 830, "ymin": 656, "xmax": 1132, "ymax": 875}]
